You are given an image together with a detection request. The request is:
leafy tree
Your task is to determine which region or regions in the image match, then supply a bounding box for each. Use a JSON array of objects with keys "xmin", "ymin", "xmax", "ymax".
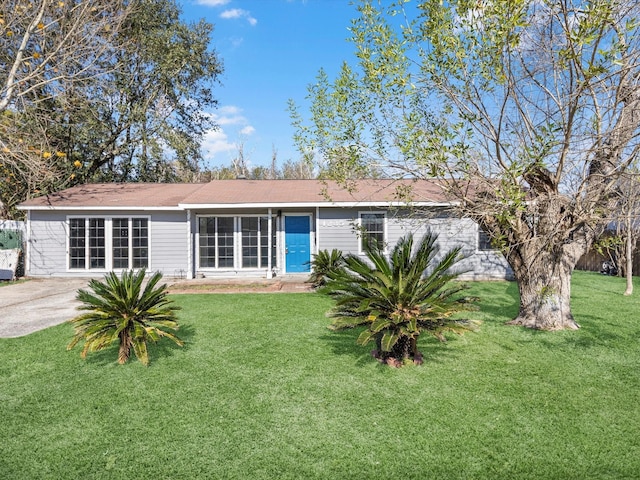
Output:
[
  {"xmin": 0, "ymin": 0, "xmax": 129, "ymax": 217},
  {"xmin": 322, "ymin": 232, "xmax": 477, "ymax": 367},
  {"xmin": 279, "ymin": 158, "xmax": 315, "ymax": 179},
  {"xmin": 292, "ymin": 0, "xmax": 640, "ymax": 330},
  {"xmin": 67, "ymin": 269, "xmax": 183, "ymax": 366},
  {"xmin": 54, "ymin": 0, "xmax": 223, "ymax": 182},
  {"xmin": 0, "ymin": 0, "xmax": 223, "ymax": 217}
]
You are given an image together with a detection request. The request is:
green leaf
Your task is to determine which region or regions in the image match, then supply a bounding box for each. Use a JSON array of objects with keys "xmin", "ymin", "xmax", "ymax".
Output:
[{"xmin": 381, "ymin": 331, "xmax": 399, "ymax": 352}]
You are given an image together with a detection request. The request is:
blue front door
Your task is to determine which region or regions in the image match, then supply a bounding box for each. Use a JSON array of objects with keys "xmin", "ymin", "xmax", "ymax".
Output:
[{"xmin": 285, "ymin": 215, "xmax": 311, "ymax": 273}]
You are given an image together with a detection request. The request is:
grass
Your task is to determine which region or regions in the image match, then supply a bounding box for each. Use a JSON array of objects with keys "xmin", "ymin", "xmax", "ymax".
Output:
[{"xmin": 1, "ymin": 271, "xmax": 640, "ymax": 479}]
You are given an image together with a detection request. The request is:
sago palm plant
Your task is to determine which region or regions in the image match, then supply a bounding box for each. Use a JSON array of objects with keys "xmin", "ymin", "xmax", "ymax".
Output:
[
  {"xmin": 307, "ymin": 249, "xmax": 346, "ymax": 287},
  {"xmin": 322, "ymin": 231, "xmax": 478, "ymax": 367},
  {"xmin": 67, "ymin": 269, "xmax": 183, "ymax": 366}
]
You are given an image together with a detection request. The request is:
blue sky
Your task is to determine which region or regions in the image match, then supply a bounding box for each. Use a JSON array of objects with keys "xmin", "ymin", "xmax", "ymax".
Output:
[{"xmin": 178, "ymin": 0, "xmax": 360, "ymax": 170}]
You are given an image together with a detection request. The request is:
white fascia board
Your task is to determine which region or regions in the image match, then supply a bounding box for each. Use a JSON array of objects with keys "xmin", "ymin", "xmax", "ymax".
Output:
[
  {"xmin": 178, "ymin": 201, "xmax": 454, "ymax": 209},
  {"xmin": 17, "ymin": 205, "xmax": 184, "ymax": 211}
]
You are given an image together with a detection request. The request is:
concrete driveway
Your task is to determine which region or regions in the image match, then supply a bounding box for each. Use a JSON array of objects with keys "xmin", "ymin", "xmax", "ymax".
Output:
[{"xmin": 0, "ymin": 278, "xmax": 90, "ymax": 338}]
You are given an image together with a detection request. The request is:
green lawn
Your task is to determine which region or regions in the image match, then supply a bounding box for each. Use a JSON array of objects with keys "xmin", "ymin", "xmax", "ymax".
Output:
[{"xmin": 1, "ymin": 271, "xmax": 639, "ymax": 479}]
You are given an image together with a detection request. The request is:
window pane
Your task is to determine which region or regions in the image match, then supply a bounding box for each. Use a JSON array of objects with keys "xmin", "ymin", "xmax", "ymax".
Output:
[
  {"xmin": 132, "ymin": 218, "xmax": 148, "ymax": 268},
  {"xmin": 478, "ymin": 229, "xmax": 494, "ymax": 251},
  {"xmin": 199, "ymin": 217, "xmax": 216, "ymax": 268},
  {"xmin": 242, "ymin": 217, "xmax": 259, "ymax": 268},
  {"xmin": 361, "ymin": 213, "xmax": 384, "ymax": 250},
  {"xmin": 89, "ymin": 218, "xmax": 105, "ymax": 269},
  {"xmin": 218, "ymin": 217, "xmax": 234, "ymax": 268},
  {"xmin": 260, "ymin": 217, "xmax": 269, "ymax": 268},
  {"xmin": 69, "ymin": 218, "xmax": 86, "ymax": 269},
  {"xmin": 112, "ymin": 218, "xmax": 129, "ymax": 269}
]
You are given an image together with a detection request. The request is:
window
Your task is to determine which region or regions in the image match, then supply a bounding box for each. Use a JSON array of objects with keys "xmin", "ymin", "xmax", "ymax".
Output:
[
  {"xmin": 69, "ymin": 219, "xmax": 86, "ymax": 269},
  {"xmin": 89, "ymin": 218, "xmax": 106, "ymax": 269},
  {"xmin": 132, "ymin": 218, "xmax": 149, "ymax": 268},
  {"xmin": 360, "ymin": 212, "xmax": 385, "ymax": 252},
  {"xmin": 112, "ymin": 218, "xmax": 129, "ymax": 269},
  {"xmin": 198, "ymin": 216, "xmax": 276, "ymax": 269},
  {"xmin": 478, "ymin": 228, "xmax": 495, "ymax": 251},
  {"xmin": 68, "ymin": 217, "xmax": 148, "ymax": 270},
  {"xmin": 199, "ymin": 217, "xmax": 234, "ymax": 268}
]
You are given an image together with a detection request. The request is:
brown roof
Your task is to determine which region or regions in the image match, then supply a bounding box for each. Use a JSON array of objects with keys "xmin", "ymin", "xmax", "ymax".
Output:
[
  {"xmin": 19, "ymin": 179, "xmax": 450, "ymax": 209},
  {"xmin": 18, "ymin": 183, "xmax": 204, "ymax": 209},
  {"xmin": 180, "ymin": 179, "xmax": 448, "ymax": 205}
]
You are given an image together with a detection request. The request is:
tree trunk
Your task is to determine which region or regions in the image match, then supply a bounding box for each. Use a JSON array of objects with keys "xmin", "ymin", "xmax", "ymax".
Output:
[
  {"xmin": 507, "ymin": 249, "xmax": 581, "ymax": 331},
  {"xmin": 624, "ymin": 211, "xmax": 634, "ymax": 296}
]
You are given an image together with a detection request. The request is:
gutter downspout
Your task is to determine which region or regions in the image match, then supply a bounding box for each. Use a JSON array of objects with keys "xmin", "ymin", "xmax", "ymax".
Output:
[
  {"xmin": 315, "ymin": 206, "xmax": 320, "ymax": 254},
  {"xmin": 187, "ymin": 209, "xmax": 193, "ymax": 279},
  {"xmin": 25, "ymin": 209, "xmax": 31, "ymax": 277},
  {"xmin": 267, "ymin": 208, "xmax": 273, "ymax": 278}
]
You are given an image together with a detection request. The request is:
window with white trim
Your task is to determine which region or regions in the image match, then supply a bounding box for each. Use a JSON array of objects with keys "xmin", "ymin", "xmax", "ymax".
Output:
[
  {"xmin": 360, "ymin": 212, "xmax": 385, "ymax": 252},
  {"xmin": 199, "ymin": 217, "xmax": 234, "ymax": 268},
  {"xmin": 198, "ymin": 216, "xmax": 276, "ymax": 269},
  {"xmin": 68, "ymin": 217, "xmax": 149, "ymax": 270},
  {"xmin": 478, "ymin": 228, "xmax": 495, "ymax": 251}
]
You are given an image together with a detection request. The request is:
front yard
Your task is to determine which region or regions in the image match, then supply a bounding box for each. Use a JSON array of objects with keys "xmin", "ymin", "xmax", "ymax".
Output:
[{"xmin": 1, "ymin": 271, "xmax": 639, "ymax": 479}]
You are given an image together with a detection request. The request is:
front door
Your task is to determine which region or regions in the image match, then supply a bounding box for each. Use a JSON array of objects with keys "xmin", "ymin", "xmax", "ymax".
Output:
[{"xmin": 284, "ymin": 215, "xmax": 311, "ymax": 273}]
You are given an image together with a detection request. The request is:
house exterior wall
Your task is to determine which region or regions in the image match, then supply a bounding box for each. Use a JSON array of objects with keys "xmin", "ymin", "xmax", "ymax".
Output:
[
  {"xmin": 24, "ymin": 205, "xmax": 511, "ymax": 280},
  {"xmin": 317, "ymin": 207, "xmax": 512, "ymax": 280},
  {"xmin": 26, "ymin": 210, "xmax": 188, "ymax": 278},
  {"xmin": 188, "ymin": 207, "xmax": 317, "ymax": 278}
]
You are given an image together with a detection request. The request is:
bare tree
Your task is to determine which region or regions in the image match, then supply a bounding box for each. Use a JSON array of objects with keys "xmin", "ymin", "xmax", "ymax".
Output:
[
  {"xmin": 292, "ymin": 0, "xmax": 640, "ymax": 330},
  {"xmin": 0, "ymin": 0, "xmax": 129, "ymax": 218},
  {"xmin": 0, "ymin": 0, "xmax": 129, "ymax": 112},
  {"xmin": 614, "ymin": 173, "xmax": 640, "ymax": 295}
]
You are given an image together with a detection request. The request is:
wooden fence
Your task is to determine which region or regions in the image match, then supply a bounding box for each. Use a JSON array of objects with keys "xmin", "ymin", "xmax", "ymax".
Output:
[{"xmin": 576, "ymin": 242, "xmax": 640, "ymax": 274}]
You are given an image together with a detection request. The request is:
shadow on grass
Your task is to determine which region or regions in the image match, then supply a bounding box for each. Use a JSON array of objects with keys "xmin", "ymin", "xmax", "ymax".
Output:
[
  {"xmin": 320, "ymin": 327, "xmax": 461, "ymax": 368},
  {"xmin": 472, "ymin": 281, "xmax": 520, "ymax": 325},
  {"xmin": 319, "ymin": 328, "xmax": 373, "ymax": 367},
  {"xmin": 512, "ymin": 315, "xmax": 626, "ymax": 351},
  {"xmin": 76, "ymin": 323, "xmax": 196, "ymax": 367}
]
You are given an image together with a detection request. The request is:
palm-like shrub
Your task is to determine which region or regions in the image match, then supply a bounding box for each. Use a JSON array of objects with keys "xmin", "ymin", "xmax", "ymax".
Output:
[
  {"xmin": 67, "ymin": 269, "xmax": 183, "ymax": 366},
  {"xmin": 322, "ymin": 231, "xmax": 478, "ymax": 366},
  {"xmin": 307, "ymin": 249, "xmax": 345, "ymax": 287}
]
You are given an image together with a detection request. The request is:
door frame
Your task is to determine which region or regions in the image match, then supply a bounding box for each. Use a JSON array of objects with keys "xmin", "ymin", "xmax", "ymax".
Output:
[{"xmin": 283, "ymin": 213, "xmax": 313, "ymax": 274}]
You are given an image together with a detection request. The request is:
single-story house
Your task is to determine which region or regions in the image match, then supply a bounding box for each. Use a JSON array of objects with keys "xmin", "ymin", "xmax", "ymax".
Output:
[{"xmin": 17, "ymin": 179, "xmax": 511, "ymax": 280}]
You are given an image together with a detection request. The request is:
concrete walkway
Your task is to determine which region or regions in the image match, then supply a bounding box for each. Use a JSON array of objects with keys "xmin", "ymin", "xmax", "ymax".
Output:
[
  {"xmin": 0, "ymin": 275, "xmax": 313, "ymax": 338},
  {"xmin": 0, "ymin": 278, "xmax": 89, "ymax": 338}
]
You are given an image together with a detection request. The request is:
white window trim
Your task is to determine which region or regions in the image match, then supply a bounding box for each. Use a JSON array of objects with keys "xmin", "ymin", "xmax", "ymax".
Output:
[
  {"xmin": 476, "ymin": 224, "xmax": 496, "ymax": 252},
  {"xmin": 196, "ymin": 214, "xmax": 276, "ymax": 271},
  {"xmin": 66, "ymin": 215, "xmax": 152, "ymax": 272},
  {"xmin": 357, "ymin": 211, "xmax": 387, "ymax": 255}
]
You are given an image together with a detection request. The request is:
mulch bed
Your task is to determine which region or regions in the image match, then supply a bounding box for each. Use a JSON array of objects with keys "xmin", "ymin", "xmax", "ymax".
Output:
[{"xmin": 166, "ymin": 280, "xmax": 315, "ymax": 294}]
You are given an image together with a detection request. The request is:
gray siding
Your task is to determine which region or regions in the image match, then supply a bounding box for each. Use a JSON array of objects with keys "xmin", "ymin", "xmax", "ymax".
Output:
[
  {"xmin": 147, "ymin": 212, "xmax": 189, "ymax": 277},
  {"xmin": 27, "ymin": 211, "xmax": 68, "ymax": 276},
  {"xmin": 25, "ymin": 205, "xmax": 510, "ymax": 280},
  {"xmin": 317, "ymin": 207, "xmax": 511, "ymax": 280},
  {"xmin": 317, "ymin": 208, "xmax": 359, "ymax": 253},
  {"xmin": 26, "ymin": 210, "xmax": 188, "ymax": 278}
]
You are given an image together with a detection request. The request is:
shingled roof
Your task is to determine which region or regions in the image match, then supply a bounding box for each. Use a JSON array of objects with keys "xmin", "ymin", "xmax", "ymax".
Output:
[{"xmin": 18, "ymin": 179, "xmax": 451, "ymax": 210}]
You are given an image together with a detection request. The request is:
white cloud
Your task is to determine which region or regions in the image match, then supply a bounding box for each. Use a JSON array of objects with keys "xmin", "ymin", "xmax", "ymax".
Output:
[
  {"xmin": 202, "ymin": 105, "xmax": 256, "ymax": 161},
  {"xmin": 202, "ymin": 129, "xmax": 236, "ymax": 158},
  {"xmin": 229, "ymin": 36, "xmax": 244, "ymax": 48},
  {"xmin": 211, "ymin": 105, "xmax": 248, "ymax": 126},
  {"xmin": 195, "ymin": 0, "xmax": 230, "ymax": 6},
  {"xmin": 220, "ymin": 8, "xmax": 257, "ymax": 26}
]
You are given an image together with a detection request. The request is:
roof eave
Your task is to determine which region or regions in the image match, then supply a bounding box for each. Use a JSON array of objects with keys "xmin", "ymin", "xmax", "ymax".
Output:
[
  {"xmin": 17, "ymin": 205, "xmax": 184, "ymax": 211},
  {"xmin": 178, "ymin": 201, "xmax": 454, "ymax": 209}
]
